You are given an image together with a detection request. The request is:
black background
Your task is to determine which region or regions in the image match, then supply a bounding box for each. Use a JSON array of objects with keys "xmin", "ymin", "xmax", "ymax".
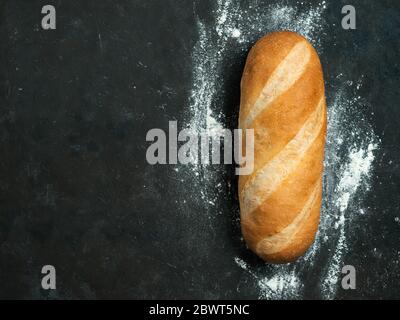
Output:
[{"xmin": 0, "ymin": 0, "xmax": 399, "ymax": 299}]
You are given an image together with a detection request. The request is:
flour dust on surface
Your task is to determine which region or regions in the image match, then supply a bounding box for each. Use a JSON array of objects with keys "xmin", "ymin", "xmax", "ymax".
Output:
[{"xmin": 183, "ymin": 0, "xmax": 380, "ymax": 299}]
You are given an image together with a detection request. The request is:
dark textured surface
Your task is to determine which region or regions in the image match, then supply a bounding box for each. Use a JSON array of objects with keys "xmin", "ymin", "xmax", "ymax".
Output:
[{"xmin": 0, "ymin": 0, "xmax": 399, "ymax": 299}]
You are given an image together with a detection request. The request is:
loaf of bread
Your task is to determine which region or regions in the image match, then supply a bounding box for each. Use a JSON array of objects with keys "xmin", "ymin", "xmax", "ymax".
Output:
[{"xmin": 238, "ymin": 31, "xmax": 327, "ymax": 263}]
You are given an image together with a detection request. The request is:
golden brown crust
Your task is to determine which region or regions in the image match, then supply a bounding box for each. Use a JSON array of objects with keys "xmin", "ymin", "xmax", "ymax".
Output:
[{"xmin": 238, "ymin": 31, "xmax": 327, "ymax": 263}]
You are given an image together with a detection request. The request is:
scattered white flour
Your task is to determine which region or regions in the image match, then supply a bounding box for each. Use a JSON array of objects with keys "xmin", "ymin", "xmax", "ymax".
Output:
[
  {"xmin": 185, "ymin": 0, "xmax": 380, "ymax": 299},
  {"xmin": 335, "ymin": 144, "xmax": 377, "ymax": 213},
  {"xmin": 234, "ymin": 257, "xmax": 249, "ymax": 271},
  {"xmin": 317, "ymin": 86, "xmax": 380, "ymax": 299},
  {"xmin": 206, "ymin": 107, "xmax": 225, "ymax": 137},
  {"xmin": 231, "ymin": 28, "xmax": 241, "ymax": 38},
  {"xmin": 261, "ymin": 272, "xmax": 301, "ymax": 298},
  {"xmin": 234, "ymin": 257, "xmax": 302, "ymax": 299}
]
